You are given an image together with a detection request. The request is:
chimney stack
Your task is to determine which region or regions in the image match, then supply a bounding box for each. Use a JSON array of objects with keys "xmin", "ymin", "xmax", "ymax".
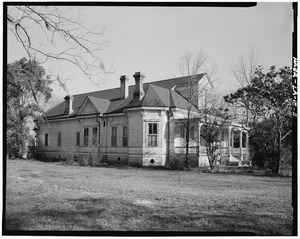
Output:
[
  {"xmin": 64, "ymin": 95, "xmax": 73, "ymax": 115},
  {"xmin": 133, "ymin": 72, "xmax": 145, "ymax": 101},
  {"xmin": 120, "ymin": 75, "xmax": 129, "ymax": 99}
]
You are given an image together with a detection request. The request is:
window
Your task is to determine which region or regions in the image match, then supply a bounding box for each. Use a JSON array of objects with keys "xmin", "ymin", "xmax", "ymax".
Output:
[
  {"xmin": 123, "ymin": 126, "xmax": 128, "ymax": 146},
  {"xmin": 179, "ymin": 125, "xmax": 195, "ymax": 140},
  {"xmin": 45, "ymin": 133, "xmax": 48, "ymax": 146},
  {"xmin": 84, "ymin": 128, "xmax": 89, "ymax": 146},
  {"xmin": 148, "ymin": 123, "xmax": 157, "ymax": 147},
  {"xmin": 190, "ymin": 126, "xmax": 195, "ymax": 140},
  {"xmin": 233, "ymin": 131, "xmax": 239, "ymax": 148},
  {"xmin": 242, "ymin": 132, "xmax": 246, "ymax": 148},
  {"xmin": 57, "ymin": 132, "xmax": 62, "ymax": 147},
  {"xmin": 92, "ymin": 127, "xmax": 98, "ymax": 146},
  {"xmin": 111, "ymin": 127, "xmax": 117, "ymax": 147},
  {"xmin": 179, "ymin": 126, "xmax": 185, "ymax": 138},
  {"xmin": 76, "ymin": 132, "xmax": 80, "ymax": 146}
]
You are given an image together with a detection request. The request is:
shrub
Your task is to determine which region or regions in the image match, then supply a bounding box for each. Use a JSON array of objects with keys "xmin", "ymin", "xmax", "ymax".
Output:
[
  {"xmin": 78, "ymin": 156, "xmax": 89, "ymax": 166},
  {"xmin": 167, "ymin": 158, "xmax": 185, "ymax": 170},
  {"xmin": 252, "ymin": 150, "xmax": 268, "ymax": 168}
]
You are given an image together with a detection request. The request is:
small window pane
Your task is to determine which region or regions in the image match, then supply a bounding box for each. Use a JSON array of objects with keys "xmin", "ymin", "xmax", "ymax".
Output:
[
  {"xmin": 58, "ymin": 132, "xmax": 62, "ymax": 147},
  {"xmin": 45, "ymin": 134, "xmax": 48, "ymax": 146},
  {"xmin": 84, "ymin": 128, "xmax": 89, "ymax": 146},
  {"xmin": 92, "ymin": 127, "xmax": 98, "ymax": 146},
  {"xmin": 111, "ymin": 127, "xmax": 117, "ymax": 147},
  {"xmin": 149, "ymin": 123, "xmax": 152, "ymax": 134},
  {"xmin": 153, "ymin": 123, "xmax": 157, "ymax": 134},
  {"xmin": 76, "ymin": 132, "xmax": 80, "ymax": 146},
  {"xmin": 123, "ymin": 127, "xmax": 128, "ymax": 147}
]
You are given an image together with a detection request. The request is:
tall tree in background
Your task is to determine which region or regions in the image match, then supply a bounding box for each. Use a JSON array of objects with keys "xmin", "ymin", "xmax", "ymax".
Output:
[
  {"xmin": 7, "ymin": 58, "xmax": 53, "ymax": 158},
  {"xmin": 7, "ymin": 5, "xmax": 112, "ymax": 88},
  {"xmin": 230, "ymin": 48, "xmax": 260, "ymax": 126},
  {"xmin": 224, "ymin": 66, "xmax": 292, "ymax": 174},
  {"xmin": 231, "ymin": 47, "xmax": 260, "ymax": 88}
]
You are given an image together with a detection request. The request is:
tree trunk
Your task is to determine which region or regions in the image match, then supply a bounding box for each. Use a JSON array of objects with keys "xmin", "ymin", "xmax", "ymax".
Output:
[
  {"xmin": 275, "ymin": 130, "xmax": 282, "ymax": 174},
  {"xmin": 185, "ymin": 137, "xmax": 190, "ymax": 169},
  {"xmin": 207, "ymin": 144, "xmax": 214, "ymax": 171}
]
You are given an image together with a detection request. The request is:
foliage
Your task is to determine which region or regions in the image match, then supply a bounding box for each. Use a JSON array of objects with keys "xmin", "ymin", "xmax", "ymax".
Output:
[
  {"xmin": 224, "ymin": 66, "xmax": 292, "ymax": 173},
  {"xmin": 7, "ymin": 57, "xmax": 53, "ymax": 158},
  {"xmin": 200, "ymin": 104, "xmax": 231, "ymax": 170}
]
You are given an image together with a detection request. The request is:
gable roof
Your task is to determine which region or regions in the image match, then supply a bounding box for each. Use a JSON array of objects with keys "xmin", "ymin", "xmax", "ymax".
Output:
[
  {"xmin": 77, "ymin": 96, "xmax": 110, "ymax": 115},
  {"xmin": 45, "ymin": 73, "xmax": 206, "ymax": 119}
]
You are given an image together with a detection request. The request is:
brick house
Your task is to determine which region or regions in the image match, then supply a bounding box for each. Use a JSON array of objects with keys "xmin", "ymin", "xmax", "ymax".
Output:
[{"xmin": 36, "ymin": 72, "xmax": 249, "ymax": 167}]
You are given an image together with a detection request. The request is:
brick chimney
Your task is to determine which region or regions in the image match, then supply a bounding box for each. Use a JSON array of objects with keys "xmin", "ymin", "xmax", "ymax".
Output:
[
  {"xmin": 64, "ymin": 95, "xmax": 73, "ymax": 115},
  {"xmin": 120, "ymin": 75, "xmax": 129, "ymax": 99},
  {"xmin": 133, "ymin": 72, "xmax": 145, "ymax": 101}
]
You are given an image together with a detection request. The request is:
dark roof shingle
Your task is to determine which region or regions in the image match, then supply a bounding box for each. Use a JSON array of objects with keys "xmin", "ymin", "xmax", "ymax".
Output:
[{"xmin": 45, "ymin": 73, "xmax": 206, "ymax": 118}]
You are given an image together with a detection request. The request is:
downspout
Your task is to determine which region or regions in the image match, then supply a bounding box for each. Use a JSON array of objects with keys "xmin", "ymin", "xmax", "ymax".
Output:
[
  {"xmin": 97, "ymin": 114, "xmax": 101, "ymax": 160},
  {"xmin": 166, "ymin": 109, "xmax": 171, "ymax": 165},
  {"xmin": 105, "ymin": 115, "xmax": 108, "ymax": 162}
]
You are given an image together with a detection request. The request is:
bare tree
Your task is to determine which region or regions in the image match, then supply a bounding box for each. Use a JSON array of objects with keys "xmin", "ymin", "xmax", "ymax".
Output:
[
  {"xmin": 231, "ymin": 47, "xmax": 260, "ymax": 88},
  {"xmin": 230, "ymin": 47, "xmax": 261, "ymax": 127},
  {"xmin": 7, "ymin": 5, "xmax": 113, "ymax": 88},
  {"xmin": 176, "ymin": 49, "xmax": 217, "ymax": 169}
]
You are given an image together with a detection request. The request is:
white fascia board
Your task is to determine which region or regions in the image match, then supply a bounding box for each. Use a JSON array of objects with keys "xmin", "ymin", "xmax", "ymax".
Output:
[
  {"xmin": 77, "ymin": 96, "xmax": 90, "ymax": 116},
  {"xmin": 77, "ymin": 114, "xmax": 102, "ymax": 119},
  {"xmin": 44, "ymin": 117, "xmax": 79, "ymax": 123},
  {"xmin": 104, "ymin": 113, "xmax": 125, "ymax": 117},
  {"xmin": 125, "ymin": 106, "xmax": 169, "ymax": 111},
  {"xmin": 47, "ymin": 114, "xmax": 102, "ymax": 122}
]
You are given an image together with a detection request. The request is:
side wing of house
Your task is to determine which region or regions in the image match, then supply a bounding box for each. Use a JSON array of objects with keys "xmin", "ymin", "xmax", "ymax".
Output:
[{"xmin": 37, "ymin": 97, "xmax": 104, "ymax": 160}]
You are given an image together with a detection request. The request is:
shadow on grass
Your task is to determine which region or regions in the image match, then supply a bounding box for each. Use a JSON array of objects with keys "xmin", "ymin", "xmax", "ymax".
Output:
[
  {"xmin": 5, "ymin": 195, "xmax": 292, "ymax": 235},
  {"xmin": 5, "ymin": 218, "xmax": 24, "ymax": 231}
]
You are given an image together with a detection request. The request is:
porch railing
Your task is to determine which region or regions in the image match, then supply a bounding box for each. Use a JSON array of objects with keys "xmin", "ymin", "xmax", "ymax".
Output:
[{"xmin": 174, "ymin": 146, "xmax": 247, "ymax": 156}]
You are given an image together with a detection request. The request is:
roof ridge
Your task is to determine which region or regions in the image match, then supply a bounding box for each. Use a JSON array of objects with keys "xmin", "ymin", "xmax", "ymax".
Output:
[
  {"xmin": 71, "ymin": 73, "xmax": 206, "ymax": 97},
  {"xmin": 148, "ymin": 73, "xmax": 206, "ymax": 85}
]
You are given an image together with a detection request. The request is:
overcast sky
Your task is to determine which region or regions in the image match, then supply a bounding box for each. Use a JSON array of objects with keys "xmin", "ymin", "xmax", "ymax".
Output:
[{"xmin": 7, "ymin": 2, "xmax": 293, "ymax": 99}]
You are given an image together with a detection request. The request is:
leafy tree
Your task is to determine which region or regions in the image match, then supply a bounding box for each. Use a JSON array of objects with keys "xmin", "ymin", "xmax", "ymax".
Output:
[
  {"xmin": 7, "ymin": 58, "xmax": 53, "ymax": 158},
  {"xmin": 224, "ymin": 66, "xmax": 292, "ymax": 173},
  {"xmin": 200, "ymin": 95, "xmax": 232, "ymax": 171}
]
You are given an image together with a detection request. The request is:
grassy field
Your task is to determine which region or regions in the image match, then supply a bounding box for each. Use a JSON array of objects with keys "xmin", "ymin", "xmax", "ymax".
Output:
[{"xmin": 4, "ymin": 159, "xmax": 293, "ymax": 235}]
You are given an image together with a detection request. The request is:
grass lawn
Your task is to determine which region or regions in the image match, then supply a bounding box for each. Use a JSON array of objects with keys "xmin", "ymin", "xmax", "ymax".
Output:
[{"xmin": 4, "ymin": 159, "xmax": 293, "ymax": 235}]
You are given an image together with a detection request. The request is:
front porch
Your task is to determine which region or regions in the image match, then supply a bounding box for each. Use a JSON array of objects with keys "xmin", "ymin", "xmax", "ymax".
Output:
[{"xmin": 173, "ymin": 122, "xmax": 250, "ymax": 167}]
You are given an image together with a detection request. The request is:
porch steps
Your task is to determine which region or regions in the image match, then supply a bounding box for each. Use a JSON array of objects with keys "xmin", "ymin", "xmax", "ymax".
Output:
[{"xmin": 230, "ymin": 156, "xmax": 240, "ymax": 162}]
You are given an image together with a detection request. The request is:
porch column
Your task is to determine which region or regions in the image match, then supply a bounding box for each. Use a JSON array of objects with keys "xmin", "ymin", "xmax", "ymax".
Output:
[
  {"xmin": 228, "ymin": 126, "xmax": 232, "ymax": 157},
  {"xmin": 197, "ymin": 122, "xmax": 203, "ymax": 167},
  {"xmin": 239, "ymin": 130, "xmax": 243, "ymax": 161},
  {"xmin": 231, "ymin": 128, "xmax": 234, "ymax": 148},
  {"xmin": 246, "ymin": 131, "xmax": 249, "ymax": 149},
  {"xmin": 197, "ymin": 122, "xmax": 203, "ymax": 155}
]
